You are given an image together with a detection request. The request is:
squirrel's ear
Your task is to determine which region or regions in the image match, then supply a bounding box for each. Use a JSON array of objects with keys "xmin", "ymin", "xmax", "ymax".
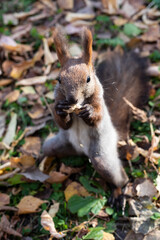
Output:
[
  {"xmin": 82, "ymin": 28, "xmax": 93, "ymax": 66},
  {"xmin": 53, "ymin": 28, "xmax": 70, "ymax": 66}
]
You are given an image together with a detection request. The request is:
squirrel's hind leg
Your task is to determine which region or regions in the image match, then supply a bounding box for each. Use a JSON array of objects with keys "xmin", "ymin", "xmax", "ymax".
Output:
[
  {"xmin": 43, "ymin": 131, "xmax": 78, "ymax": 158},
  {"xmin": 89, "ymin": 143, "xmax": 128, "ymax": 188}
]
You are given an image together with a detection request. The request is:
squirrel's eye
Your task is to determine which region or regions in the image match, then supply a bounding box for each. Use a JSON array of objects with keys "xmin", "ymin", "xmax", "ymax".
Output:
[
  {"xmin": 57, "ymin": 76, "xmax": 61, "ymax": 84},
  {"xmin": 87, "ymin": 76, "xmax": 90, "ymax": 83}
]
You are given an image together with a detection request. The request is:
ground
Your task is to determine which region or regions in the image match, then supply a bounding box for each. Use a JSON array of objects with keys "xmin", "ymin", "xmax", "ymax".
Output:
[{"xmin": 0, "ymin": 0, "xmax": 160, "ymax": 239}]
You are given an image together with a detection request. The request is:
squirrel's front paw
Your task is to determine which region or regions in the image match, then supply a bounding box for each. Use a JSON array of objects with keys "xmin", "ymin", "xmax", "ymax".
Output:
[
  {"xmin": 78, "ymin": 104, "xmax": 94, "ymax": 125},
  {"xmin": 55, "ymin": 100, "xmax": 70, "ymax": 118}
]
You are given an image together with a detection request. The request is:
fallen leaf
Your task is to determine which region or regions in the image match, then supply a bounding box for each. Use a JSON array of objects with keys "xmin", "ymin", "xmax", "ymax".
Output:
[
  {"xmin": 5, "ymin": 90, "xmax": 20, "ymax": 103},
  {"xmin": 0, "ymin": 35, "xmax": 32, "ymax": 52},
  {"xmin": 48, "ymin": 202, "xmax": 60, "ymax": 218},
  {"xmin": 69, "ymin": 43, "xmax": 82, "ymax": 57},
  {"xmin": 64, "ymin": 181, "xmax": 90, "ymax": 201},
  {"xmin": 25, "ymin": 122, "xmax": 46, "ymax": 136},
  {"xmin": 16, "ymin": 76, "xmax": 48, "ymax": 86},
  {"xmin": 144, "ymin": 230, "xmax": 160, "ymax": 240},
  {"xmin": 6, "ymin": 47, "xmax": 43, "ymax": 79},
  {"xmin": 65, "ymin": 12, "xmax": 95, "ymax": 22},
  {"xmin": 0, "ymin": 193, "xmax": 10, "ymax": 206},
  {"xmin": 135, "ymin": 178, "xmax": 157, "ymax": 198},
  {"xmin": 0, "ymin": 112, "xmax": 6, "ymax": 138},
  {"xmin": 20, "ymin": 137, "xmax": 41, "ymax": 157},
  {"xmin": 57, "ymin": 0, "xmax": 73, "ymax": 10},
  {"xmin": 45, "ymin": 91, "xmax": 54, "ymax": 100},
  {"xmin": 17, "ymin": 196, "xmax": 45, "ymax": 214},
  {"xmin": 28, "ymin": 104, "xmax": 45, "ymax": 119},
  {"xmin": 60, "ymin": 163, "xmax": 82, "ymax": 175},
  {"xmin": 2, "ymin": 112, "xmax": 17, "ymax": 147},
  {"xmin": 10, "ymin": 155, "xmax": 36, "ymax": 170},
  {"xmin": 3, "ymin": 13, "xmax": 18, "ymax": 25},
  {"xmin": 140, "ymin": 25, "xmax": 159, "ymax": 42},
  {"xmin": 41, "ymin": 210, "xmax": 66, "ymax": 238},
  {"xmin": 124, "ymin": 230, "xmax": 143, "ymax": 240},
  {"xmin": 43, "ymin": 38, "xmax": 55, "ymax": 65},
  {"xmin": 123, "ymin": 97, "xmax": 149, "ymax": 122},
  {"xmin": 21, "ymin": 86, "xmax": 36, "ymax": 94},
  {"xmin": 21, "ymin": 167, "xmax": 49, "ymax": 182},
  {"xmin": 103, "ymin": 231, "xmax": 115, "ymax": 240},
  {"xmin": 0, "ymin": 215, "xmax": 22, "ymax": 237},
  {"xmin": 47, "ymin": 171, "xmax": 68, "ymax": 184},
  {"xmin": 0, "ymin": 79, "xmax": 13, "ymax": 87},
  {"xmin": 155, "ymin": 174, "xmax": 160, "ymax": 194}
]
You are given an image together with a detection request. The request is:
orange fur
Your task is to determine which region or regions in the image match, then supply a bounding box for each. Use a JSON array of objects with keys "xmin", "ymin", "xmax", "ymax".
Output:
[
  {"xmin": 53, "ymin": 28, "xmax": 70, "ymax": 65},
  {"xmin": 82, "ymin": 28, "xmax": 93, "ymax": 67}
]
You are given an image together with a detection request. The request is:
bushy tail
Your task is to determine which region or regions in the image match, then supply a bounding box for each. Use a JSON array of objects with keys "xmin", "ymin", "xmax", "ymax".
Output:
[{"xmin": 96, "ymin": 49, "xmax": 149, "ymax": 139}]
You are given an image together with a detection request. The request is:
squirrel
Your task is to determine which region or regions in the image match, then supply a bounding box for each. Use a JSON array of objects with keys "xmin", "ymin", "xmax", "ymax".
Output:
[{"xmin": 43, "ymin": 28, "xmax": 149, "ymax": 189}]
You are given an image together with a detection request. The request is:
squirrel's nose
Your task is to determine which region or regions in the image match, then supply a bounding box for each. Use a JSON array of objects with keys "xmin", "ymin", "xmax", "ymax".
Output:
[{"xmin": 68, "ymin": 96, "xmax": 78, "ymax": 104}]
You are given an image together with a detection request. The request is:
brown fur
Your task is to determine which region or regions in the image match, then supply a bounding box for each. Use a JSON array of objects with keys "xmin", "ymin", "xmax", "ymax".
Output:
[
  {"xmin": 82, "ymin": 28, "xmax": 93, "ymax": 67},
  {"xmin": 96, "ymin": 50, "xmax": 149, "ymax": 139},
  {"xmin": 53, "ymin": 28, "xmax": 70, "ymax": 65}
]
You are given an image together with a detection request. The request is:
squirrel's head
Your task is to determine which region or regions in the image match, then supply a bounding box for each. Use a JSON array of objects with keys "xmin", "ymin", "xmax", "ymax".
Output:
[{"xmin": 53, "ymin": 27, "xmax": 96, "ymax": 105}]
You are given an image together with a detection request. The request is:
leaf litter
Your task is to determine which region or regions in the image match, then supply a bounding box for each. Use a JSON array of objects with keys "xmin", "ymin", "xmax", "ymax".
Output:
[{"xmin": 0, "ymin": 0, "xmax": 160, "ymax": 239}]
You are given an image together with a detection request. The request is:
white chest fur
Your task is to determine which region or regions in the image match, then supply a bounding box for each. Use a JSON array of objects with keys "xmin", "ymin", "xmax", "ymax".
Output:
[{"xmin": 67, "ymin": 115, "xmax": 90, "ymax": 155}]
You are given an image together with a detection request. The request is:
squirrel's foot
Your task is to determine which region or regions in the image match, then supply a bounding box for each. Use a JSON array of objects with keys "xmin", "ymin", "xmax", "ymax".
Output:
[
  {"xmin": 55, "ymin": 100, "xmax": 71, "ymax": 118},
  {"xmin": 78, "ymin": 104, "xmax": 95, "ymax": 125}
]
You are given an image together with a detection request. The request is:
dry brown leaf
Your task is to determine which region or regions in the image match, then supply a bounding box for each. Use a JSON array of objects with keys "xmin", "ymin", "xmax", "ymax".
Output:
[
  {"xmin": 10, "ymin": 155, "xmax": 35, "ymax": 170},
  {"xmin": 21, "ymin": 168, "xmax": 49, "ymax": 182},
  {"xmin": 28, "ymin": 103, "xmax": 45, "ymax": 119},
  {"xmin": 6, "ymin": 47, "xmax": 43, "ymax": 79},
  {"xmin": 21, "ymin": 86, "xmax": 36, "ymax": 94},
  {"xmin": 45, "ymin": 91, "xmax": 54, "ymax": 100},
  {"xmin": 48, "ymin": 202, "xmax": 60, "ymax": 218},
  {"xmin": 57, "ymin": 0, "xmax": 73, "ymax": 10},
  {"xmin": 0, "ymin": 193, "xmax": 10, "ymax": 206},
  {"xmin": 25, "ymin": 122, "xmax": 46, "ymax": 136},
  {"xmin": 64, "ymin": 181, "xmax": 90, "ymax": 202},
  {"xmin": 47, "ymin": 171, "xmax": 68, "ymax": 184},
  {"xmin": 0, "ymin": 112, "xmax": 6, "ymax": 138},
  {"xmin": 0, "ymin": 215, "xmax": 22, "ymax": 238},
  {"xmin": 140, "ymin": 25, "xmax": 159, "ymax": 42},
  {"xmin": 16, "ymin": 76, "xmax": 48, "ymax": 86},
  {"xmin": 147, "ymin": 65, "xmax": 160, "ymax": 77},
  {"xmin": 65, "ymin": 12, "xmax": 95, "ymax": 22},
  {"xmin": 2, "ymin": 112, "xmax": 17, "ymax": 147},
  {"xmin": 103, "ymin": 231, "xmax": 115, "ymax": 240},
  {"xmin": 41, "ymin": 210, "xmax": 66, "ymax": 238},
  {"xmin": 113, "ymin": 17, "xmax": 127, "ymax": 26},
  {"xmin": 0, "ymin": 79, "xmax": 13, "ymax": 87},
  {"xmin": 11, "ymin": 24, "xmax": 32, "ymax": 40},
  {"xmin": 60, "ymin": 163, "xmax": 82, "ymax": 175},
  {"xmin": 135, "ymin": 178, "xmax": 157, "ymax": 198},
  {"xmin": 17, "ymin": 196, "xmax": 45, "ymax": 214},
  {"xmin": 5, "ymin": 90, "xmax": 20, "ymax": 103},
  {"xmin": 20, "ymin": 136, "xmax": 41, "ymax": 157},
  {"xmin": 0, "ymin": 35, "xmax": 32, "ymax": 52},
  {"xmin": 3, "ymin": 13, "xmax": 18, "ymax": 25},
  {"xmin": 123, "ymin": 97, "xmax": 149, "ymax": 122},
  {"xmin": 102, "ymin": 0, "xmax": 118, "ymax": 14},
  {"xmin": 69, "ymin": 43, "xmax": 82, "ymax": 57},
  {"xmin": 43, "ymin": 38, "xmax": 55, "ymax": 65}
]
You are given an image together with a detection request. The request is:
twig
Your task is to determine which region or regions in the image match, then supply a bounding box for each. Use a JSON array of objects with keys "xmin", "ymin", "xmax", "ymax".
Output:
[{"xmin": 0, "ymin": 168, "xmax": 20, "ymax": 180}]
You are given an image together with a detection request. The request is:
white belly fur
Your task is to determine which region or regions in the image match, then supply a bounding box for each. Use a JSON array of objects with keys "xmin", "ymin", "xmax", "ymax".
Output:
[{"xmin": 68, "ymin": 115, "xmax": 90, "ymax": 155}]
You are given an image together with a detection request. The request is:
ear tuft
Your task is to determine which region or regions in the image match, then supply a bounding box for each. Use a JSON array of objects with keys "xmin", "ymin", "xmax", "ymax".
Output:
[
  {"xmin": 53, "ymin": 28, "xmax": 70, "ymax": 66},
  {"xmin": 82, "ymin": 28, "xmax": 93, "ymax": 66}
]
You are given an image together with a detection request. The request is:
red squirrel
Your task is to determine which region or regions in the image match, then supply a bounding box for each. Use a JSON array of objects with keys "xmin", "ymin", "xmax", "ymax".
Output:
[{"xmin": 43, "ymin": 28, "xmax": 149, "ymax": 189}]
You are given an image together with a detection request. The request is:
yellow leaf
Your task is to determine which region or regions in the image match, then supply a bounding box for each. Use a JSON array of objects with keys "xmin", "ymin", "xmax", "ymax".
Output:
[
  {"xmin": 41, "ymin": 210, "xmax": 66, "ymax": 238},
  {"xmin": 64, "ymin": 181, "xmax": 90, "ymax": 202},
  {"xmin": 17, "ymin": 196, "xmax": 45, "ymax": 214},
  {"xmin": 103, "ymin": 231, "xmax": 115, "ymax": 240}
]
